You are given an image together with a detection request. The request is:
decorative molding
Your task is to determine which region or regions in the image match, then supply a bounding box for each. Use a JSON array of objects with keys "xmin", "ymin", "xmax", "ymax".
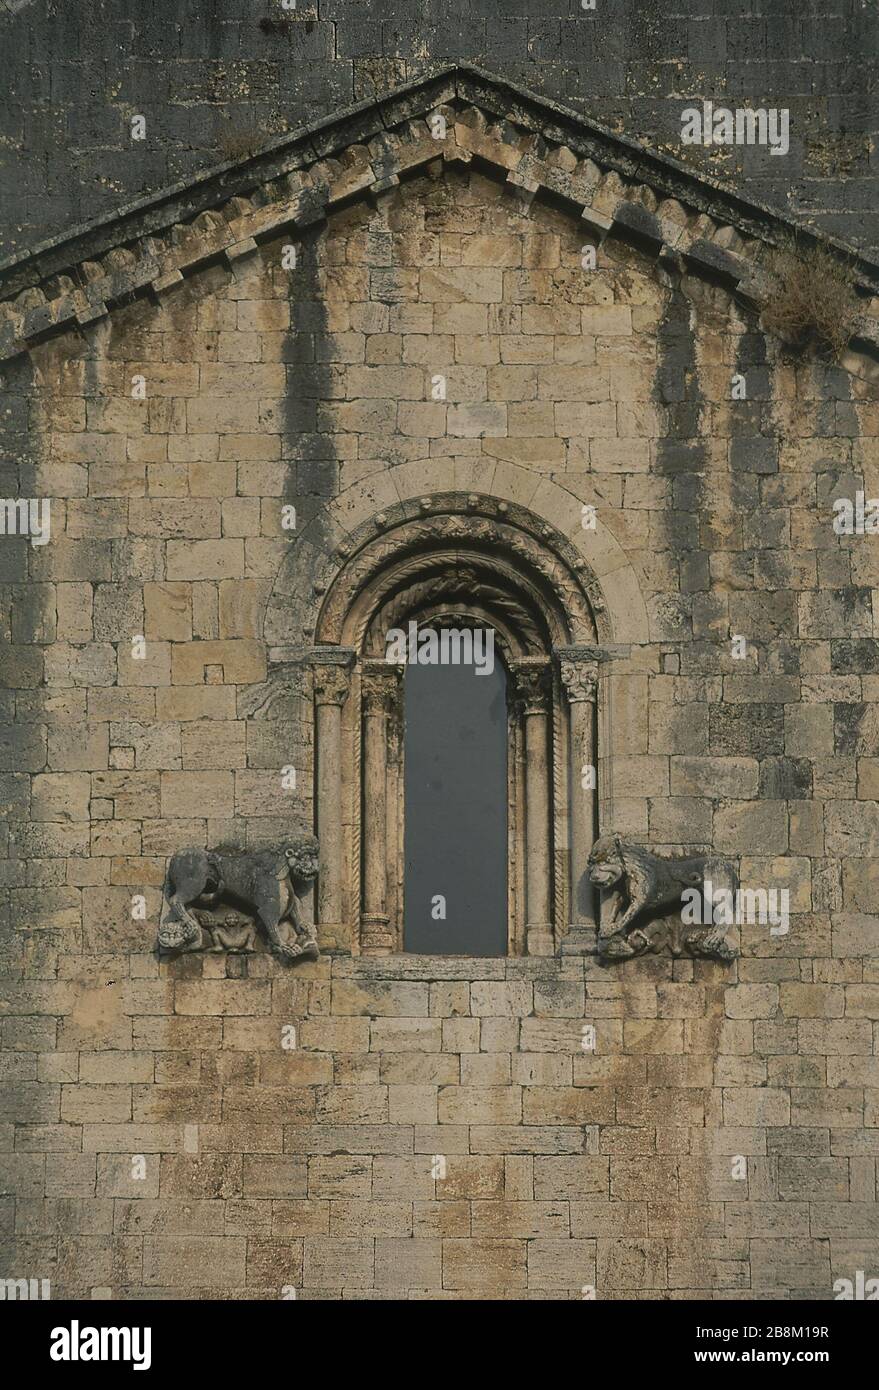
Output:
[
  {"xmin": 4, "ymin": 67, "xmax": 875, "ymax": 364},
  {"xmin": 555, "ymin": 642, "xmax": 630, "ymax": 664},
  {"xmin": 552, "ymin": 665, "xmax": 568, "ymax": 944},
  {"xmin": 318, "ymin": 506, "xmax": 596, "ymax": 649}
]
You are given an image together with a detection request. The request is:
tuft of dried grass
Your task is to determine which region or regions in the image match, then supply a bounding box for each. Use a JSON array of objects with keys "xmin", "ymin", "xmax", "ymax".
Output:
[
  {"xmin": 760, "ymin": 239, "xmax": 862, "ymax": 360},
  {"xmin": 218, "ymin": 131, "xmax": 261, "ymax": 164}
]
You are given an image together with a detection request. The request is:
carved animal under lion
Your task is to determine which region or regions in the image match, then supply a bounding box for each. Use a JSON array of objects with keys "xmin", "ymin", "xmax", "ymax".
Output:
[
  {"xmin": 158, "ymin": 837, "xmax": 320, "ymax": 964},
  {"xmin": 587, "ymin": 833, "xmax": 739, "ymax": 962}
]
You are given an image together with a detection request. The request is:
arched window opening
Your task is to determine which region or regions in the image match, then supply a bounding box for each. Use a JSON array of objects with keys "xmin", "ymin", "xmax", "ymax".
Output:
[{"xmin": 403, "ymin": 627, "xmax": 508, "ymax": 956}]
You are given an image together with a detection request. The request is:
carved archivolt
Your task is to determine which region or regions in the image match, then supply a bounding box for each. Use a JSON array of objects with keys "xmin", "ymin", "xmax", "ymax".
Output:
[
  {"xmin": 317, "ymin": 502, "xmax": 597, "ymax": 650},
  {"xmin": 363, "ymin": 561, "xmax": 548, "ymax": 661}
]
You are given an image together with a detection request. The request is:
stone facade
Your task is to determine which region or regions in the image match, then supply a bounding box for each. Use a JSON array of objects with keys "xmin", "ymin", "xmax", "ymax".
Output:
[{"xmin": 1, "ymin": 72, "xmax": 879, "ymax": 1299}]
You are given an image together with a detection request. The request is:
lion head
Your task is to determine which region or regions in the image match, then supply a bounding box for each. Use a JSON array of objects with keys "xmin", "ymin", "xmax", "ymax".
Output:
[
  {"xmin": 587, "ymin": 833, "xmax": 626, "ymax": 889},
  {"xmin": 282, "ymin": 835, "xmax": 320, "ymax": 883},
  {"xmin": 157, "ymin": 917, "xmax": 200, "ymax": 951}
]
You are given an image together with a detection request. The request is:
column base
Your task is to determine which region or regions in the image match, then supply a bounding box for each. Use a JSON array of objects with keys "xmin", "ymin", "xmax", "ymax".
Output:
[
  {"xmin": 360, "ymin": 913, "xmax": 395, "ymax": 955},
  {"xmin": 525, "ymin": 924, "xmax": 555, "ymax": 956},
  {"xmin": 316, "ymin": 923, "xmax": 352, "ymax": 954},
  {"xmin": 560, "ymin": 925, "xmax": 599, "ymax": 956}
]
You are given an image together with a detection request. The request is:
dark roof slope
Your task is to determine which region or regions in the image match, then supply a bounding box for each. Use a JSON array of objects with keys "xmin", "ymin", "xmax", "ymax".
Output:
[{"xmin": 2, "ymin": 64, "xmax": 877, "ymax": 362}]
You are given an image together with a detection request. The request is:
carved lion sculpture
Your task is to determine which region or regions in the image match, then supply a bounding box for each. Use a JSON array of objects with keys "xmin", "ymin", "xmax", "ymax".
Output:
[
  {"xmin": 587, "ymin": 833, "xmax": 738, "ymax": 962},
  {"xmin": 158, "ymin": 836, "xmax": 320, "ymax": 964}
]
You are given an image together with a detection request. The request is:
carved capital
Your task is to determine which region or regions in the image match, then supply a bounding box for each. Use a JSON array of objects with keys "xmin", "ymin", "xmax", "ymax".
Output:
[
  {"xmin": 307, "ymin": 646, "xmax": 355, "ymax": 708},
  {"xmin": 312, "ymin": 665, "xmax": 351, "ymax": 707},
  {"xmin": 559, "ymin": 659, "xmax": 598, "ymax": 704},
  {"xmin": 362, "ymin": 664, "xmax": 403, "ymax": 716},
  {"xmin": 511, "ymin": 662, "xmax": 552, "ymax": 716}
]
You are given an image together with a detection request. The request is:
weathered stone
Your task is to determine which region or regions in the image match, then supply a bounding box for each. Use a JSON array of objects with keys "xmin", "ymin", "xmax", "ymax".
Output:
[{"xmin": 2, "ymin": 70, "xmax": 877, "ymax": 1304}]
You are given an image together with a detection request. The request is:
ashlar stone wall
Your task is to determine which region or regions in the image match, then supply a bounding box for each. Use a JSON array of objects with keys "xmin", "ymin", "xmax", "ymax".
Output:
[{"xmin": 1, "ymin": 158, "xmax": 878, "ymax": 1298}]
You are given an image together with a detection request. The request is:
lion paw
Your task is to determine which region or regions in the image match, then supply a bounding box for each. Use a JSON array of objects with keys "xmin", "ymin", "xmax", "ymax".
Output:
[{"xmin": 275, "ymin": 938, "xmax": 320, "ymax": 964}]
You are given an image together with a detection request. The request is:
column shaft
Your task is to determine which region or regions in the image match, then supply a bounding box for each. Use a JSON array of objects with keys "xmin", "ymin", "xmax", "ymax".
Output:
[
  {"xmin": 316, "ymin": 699, "xmax": 343, "ymax": 926},
  {"xmin": 310, "ymin": 656, "xmax": 353, "ymax": 952},
  {"xmin": 514, "ymin": 663, "xmax": 554, "ymax": 956},
  {"xmin": 360, "ymin": 667, "xmax": 401, "ymax": 955},
  {"xmin": 558, "ymin": 655, "xmax": 599, "ymax": 953}
]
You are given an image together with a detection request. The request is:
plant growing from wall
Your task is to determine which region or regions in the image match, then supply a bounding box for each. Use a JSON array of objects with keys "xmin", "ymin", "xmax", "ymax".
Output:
[{"xmin": 760, "ymin": 238, "xmax": 863, "ymax": 361}]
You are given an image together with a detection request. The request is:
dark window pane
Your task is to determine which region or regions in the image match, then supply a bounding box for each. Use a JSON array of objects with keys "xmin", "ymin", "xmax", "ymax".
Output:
[{"xmin": 403, "ymin": 638, "xmax": 508, "ymax": 955}]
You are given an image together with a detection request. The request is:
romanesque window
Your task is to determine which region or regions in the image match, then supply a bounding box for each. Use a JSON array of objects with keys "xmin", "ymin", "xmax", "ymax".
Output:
[{"xmin": 301, "ymin": 496, "xmax": 607, "ymax": 958}]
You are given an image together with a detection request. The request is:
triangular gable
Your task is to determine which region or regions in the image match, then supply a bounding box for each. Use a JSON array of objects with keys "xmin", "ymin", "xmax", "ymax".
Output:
[{"xmin": 2, "ymin": 63, "xmax": 878, "ymax": 364}]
